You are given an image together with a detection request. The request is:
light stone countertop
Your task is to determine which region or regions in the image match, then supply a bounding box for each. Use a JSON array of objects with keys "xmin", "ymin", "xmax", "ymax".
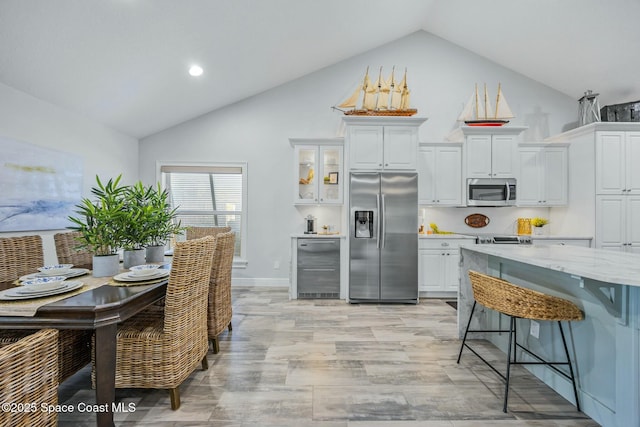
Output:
[
  {"xmin": 291, "ymin": 234, "xmax": 344, "ymax": 238},
  {"xmin": 460, "ymin": 243, "xmax": 640, "ymax": 287}
]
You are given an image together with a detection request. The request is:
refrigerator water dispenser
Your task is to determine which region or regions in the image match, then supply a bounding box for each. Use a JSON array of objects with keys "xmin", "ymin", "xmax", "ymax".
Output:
[{"xmin": 354, "ymin": 211, "xmax": 373, "ymax": 238}]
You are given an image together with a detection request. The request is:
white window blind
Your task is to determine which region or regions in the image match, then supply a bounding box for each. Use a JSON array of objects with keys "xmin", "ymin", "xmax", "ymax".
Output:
[{"xmin": 160, "ymin": 164, "xmax": 246, "ymax": 259}]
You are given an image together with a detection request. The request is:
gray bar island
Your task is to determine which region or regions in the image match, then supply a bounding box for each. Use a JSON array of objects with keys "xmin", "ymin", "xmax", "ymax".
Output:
[{"xmin": 459, "ymin": 244, "xmax": 639, "ymax": 427}]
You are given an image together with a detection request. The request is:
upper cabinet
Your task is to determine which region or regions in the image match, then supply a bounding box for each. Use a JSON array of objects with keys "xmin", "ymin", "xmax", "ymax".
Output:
[
  {"xmin": 518, "ymin": 143, "xmax": 568, "ymax": 206},
  {"xmin": 344, "ymin": 116, "xmax": 427, "ymax": 171},
  {"xmin": 462, "ymin": 126, "xmax": 527, "ymax": 179},
  {"xmin": 290, "ymin": 138, "xmax": 344, "ymax": 205},
  {"xmin": 418, "ymin": 143, "xmax": 463, "ymax": 206},
  {"xmin": 595, "ymin": 131, "xmax": 640, "ymax": 195}
]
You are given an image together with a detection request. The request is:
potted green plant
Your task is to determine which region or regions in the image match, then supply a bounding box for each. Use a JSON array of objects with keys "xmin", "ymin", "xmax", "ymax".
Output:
[
  {"xmin": 120, "ymin": 181, "xmax": 155, "ymax": 268},
  {"xmin": 68, "ymin": 175, "xmax": 127, "ymax": 277},
  {"xmin": 143, "ymin": 183, "xmax": 183, "ymax": 263}
]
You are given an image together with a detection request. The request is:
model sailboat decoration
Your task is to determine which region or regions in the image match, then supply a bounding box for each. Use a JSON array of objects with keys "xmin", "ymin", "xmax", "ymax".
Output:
[
  {"xmin": 458, "ymin": 83, "xmax": 514, "ymax": 126},
  {"xmin": 334, "ymin": 67, "xmax": 418, "ymax": 116}
]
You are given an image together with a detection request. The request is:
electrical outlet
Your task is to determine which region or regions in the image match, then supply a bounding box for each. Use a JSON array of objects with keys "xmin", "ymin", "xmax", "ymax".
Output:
[
  {"xmin": 273, "ymin": 260, "xmax": 280, "ymax": 270},
  {"xmin": 530, "ymin": 320, "xmax": 540, "ymax": 339}
]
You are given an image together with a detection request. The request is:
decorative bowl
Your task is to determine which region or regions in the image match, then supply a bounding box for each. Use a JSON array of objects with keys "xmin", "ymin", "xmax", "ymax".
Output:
[
  {"xmin": 22, "ymin": 276, "xmax": 67, "ymax": 288},
  {"xmin": 38, "ymin": 264, "xmax": 74, "ymax": 275},
  {"xmin": 129, "ymin": 264, "xmax": 160, "ymax": 277}
]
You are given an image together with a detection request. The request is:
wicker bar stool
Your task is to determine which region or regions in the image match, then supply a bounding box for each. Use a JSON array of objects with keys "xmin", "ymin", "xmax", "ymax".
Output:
[{"xmin": 457, "ymin": 270, "xmax": 584, "ymax": 413}]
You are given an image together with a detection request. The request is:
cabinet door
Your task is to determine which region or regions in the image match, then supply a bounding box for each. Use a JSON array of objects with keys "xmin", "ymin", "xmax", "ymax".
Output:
[
  {"xmin": 435, "ymin": 146, "xmax": 463, "ymax": 205},
  {"xmin": 349, "ymin": 126, "xmax": 384, "ymax": 170},
  {"xmin": 627, "ymin": 196, "xmax": 640, "ymax": 253},
  {"xmin": 443, "ymin": 250, "xmax": 460, "ymax": 292},
  {"xmin": 596, "ymin": 132, "xmax": 625, "ymax": 194},
  {"xmin": 418, "ymin": 250, "xmax": 445, "ymax": 291},
  {"xmin": 517, "ymin": 147, "xmax": 542, "ymax": 205},
  {"xmin": 543, "ymin": 147, "xmax": 568, "ymax": 205},
  {"xmin": 596, "ymin": 195, "xmax": 625, "ymax": 250},
  {"xmin": 319, "ymin": 146, "xmax": 343, "ymax": 204},
  {"xmin": 417, "ymin": 146, "xmax": 436, "ymax": 204},
  {"xmin": 626, "ymin": 132, "xmax": 640, "ymax": 194},
  {"xmin": 491, "ymin": 135, "xmax": 517, "ymax": 178},
  {"xmin": 383, "ymin": 126, "xmax": 417, "ymax": 169},
  {"xmin": 295, "ymin": 146, "xmax": 318, "ymax": 204},
  {"xmin": 466, "ymin": 135, "xmax": 492, "ymax": 178}
]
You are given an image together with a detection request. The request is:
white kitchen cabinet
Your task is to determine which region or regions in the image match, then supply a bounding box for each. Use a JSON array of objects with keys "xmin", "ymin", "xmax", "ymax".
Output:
[
  {"xmin": 595, "ymin": 131, "xmax": 640, "ymax": 195},
  {"xmin": 290, "ymin": 138, "xmax": 343, "ymax": 205},
  {"xmin": 344, "ymin": 116, "xmax": 427, "ymax": 171},
  {"xmin": 518, "ymin": 144, "xmax": 568, "ymax": 206},
  {"xmin": 418, "ymin": 238, "xmax": 473, "ymax": 294},
  {"xmin": 596, "ymin": 195, "xmax": 640, "ymax": 253},
  {"xmin": 417, "ymin": 143, "xmax": 463, "ymax": 206},
  {"xmin": 462, "ymin": 126, "xmax": 527, "ymax": 179}
]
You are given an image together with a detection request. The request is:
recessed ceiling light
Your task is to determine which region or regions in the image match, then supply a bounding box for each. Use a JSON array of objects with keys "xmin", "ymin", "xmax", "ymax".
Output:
[{"xmin": 189, "ymin": 65, "xmax": 203, "ymax": 77}]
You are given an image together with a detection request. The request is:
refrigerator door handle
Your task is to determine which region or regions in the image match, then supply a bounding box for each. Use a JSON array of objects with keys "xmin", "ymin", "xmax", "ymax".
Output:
[
  {"xmin": 381, "ymin": 194, "xmax": 386, "ymax": 248},
  {"xmin": 376, "ymin": 194, "xmax": 381, "ymax": 249}
]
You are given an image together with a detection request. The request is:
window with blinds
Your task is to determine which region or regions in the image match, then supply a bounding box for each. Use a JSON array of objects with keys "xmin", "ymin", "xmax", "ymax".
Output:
[{"xmin": 160, "ymin": 163, "xmax": 247, "ymax": 259}]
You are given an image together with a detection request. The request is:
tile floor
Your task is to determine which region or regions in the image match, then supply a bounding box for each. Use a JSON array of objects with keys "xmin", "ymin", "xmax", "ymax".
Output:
[{"xmin": 57, "ymin": 286, "xmax": 599, "ymax": 426}]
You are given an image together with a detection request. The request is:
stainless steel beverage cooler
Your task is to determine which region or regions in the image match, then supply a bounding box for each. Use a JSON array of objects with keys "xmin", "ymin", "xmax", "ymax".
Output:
[
  {"xmin": 349, "ymin": 172, "xmax": 418, "ymax": 303},
  {"xmin": 297, "ymin": 238, "xmax": 340, "ymax": 299}
]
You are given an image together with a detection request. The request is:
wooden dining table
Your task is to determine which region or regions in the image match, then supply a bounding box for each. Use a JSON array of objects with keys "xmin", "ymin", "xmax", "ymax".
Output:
[{"xmin": 0, "ymin": 275, "xmax": 168, "ymax": 427}]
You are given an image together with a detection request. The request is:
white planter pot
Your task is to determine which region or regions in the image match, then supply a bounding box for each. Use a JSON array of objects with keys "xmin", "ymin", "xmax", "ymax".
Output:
[
  {"xmin": 92, "ymin": 254, "xmax": 120, "ymax": 277},
  {"xmin": 145, "ymin": 245, "xmax": 165, "ymax": 263},
  {"xmin": 533, "ymin": 226, "xmax": 544, "ymax": 236},
  {"xmin": 123, "ymin": 249, "xmax": 145, "ymax": 269}
]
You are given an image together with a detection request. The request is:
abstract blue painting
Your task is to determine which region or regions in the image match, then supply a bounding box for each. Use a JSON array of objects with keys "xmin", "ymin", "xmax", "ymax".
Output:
[{"xmin": 0, "ymin": 136, "xmax": 83, "ymax": 232}]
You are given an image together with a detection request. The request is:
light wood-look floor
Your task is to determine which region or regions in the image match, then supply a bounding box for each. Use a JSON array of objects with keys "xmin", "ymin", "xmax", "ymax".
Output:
[{"xmin": 58, "ymin": 286, "xmax": 598, "ymax": 426}]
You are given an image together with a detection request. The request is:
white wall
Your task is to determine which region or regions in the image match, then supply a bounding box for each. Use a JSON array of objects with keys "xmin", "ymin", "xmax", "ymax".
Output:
[
  {"xmin": 139, "ymin": 31, "xmax": 579, "ymax": 283},
  {"xmin": 0, "ymin": 83, "xmax": 139, "ymax": 264}
]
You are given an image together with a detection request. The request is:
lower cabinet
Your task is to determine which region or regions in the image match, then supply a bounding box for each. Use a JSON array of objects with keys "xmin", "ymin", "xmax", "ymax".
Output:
[{"xmin": 419, "ymin": 238, "xmax": 472, "ymax": 294}]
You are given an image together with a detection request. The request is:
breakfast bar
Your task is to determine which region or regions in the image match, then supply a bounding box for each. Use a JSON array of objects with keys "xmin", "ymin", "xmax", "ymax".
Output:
[{"xmin": 459, "ymin": 244, "xmax": 640, "ymax": 427}]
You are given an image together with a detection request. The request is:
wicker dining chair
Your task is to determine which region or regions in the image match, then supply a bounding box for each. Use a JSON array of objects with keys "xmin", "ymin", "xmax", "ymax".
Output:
[
  {"xmin": 0, "ymin": 235, "xmax": 43, "ymax": 288},
  {"xmin": 0, "ymin": 329, "xmax": 59, "ymax": 427},
  {"xmin": 54, "ymin": 231, "xmax": 93, "ymax": 270},
  {"xmin": 185, "ymin": 226, "xmax": 231, "ymax": 240},
  {"xmin": 458, "ymin": 270, "xmax": 584, "ymax": 413},
  {"xmin": 92, "ymin": 236, "xmax": 215, "ymax": 410},
  {"xmin": 0, "ymin": 235, "xmax": 92, "ymax": 384},
  {"xmin": 207, "ymin": 231, "xmax": 235, "ymax": 353}
]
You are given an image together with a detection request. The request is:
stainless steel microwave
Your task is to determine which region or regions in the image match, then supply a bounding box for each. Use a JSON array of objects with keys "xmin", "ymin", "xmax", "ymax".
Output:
[{"xmin": 467, "ymin": 178, "xmax": 516, "ymax": 206}]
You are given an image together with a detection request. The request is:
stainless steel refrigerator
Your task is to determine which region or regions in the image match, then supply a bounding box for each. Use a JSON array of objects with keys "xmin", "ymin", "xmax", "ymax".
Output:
[{"xmin": 349, "ymin": 172, "xmax": 418, "ymax": 303}]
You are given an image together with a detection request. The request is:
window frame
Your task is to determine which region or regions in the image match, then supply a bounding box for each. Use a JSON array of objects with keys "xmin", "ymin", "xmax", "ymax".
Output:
[{"xmin": 156, "ymin": 160, "xmax": 248, "ymax": 268}]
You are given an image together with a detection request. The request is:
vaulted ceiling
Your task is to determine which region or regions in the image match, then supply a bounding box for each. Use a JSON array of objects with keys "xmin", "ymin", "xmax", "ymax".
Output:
[{"xmin": 1, "ymin": 0, "xmax": 638, "ymax": 138}]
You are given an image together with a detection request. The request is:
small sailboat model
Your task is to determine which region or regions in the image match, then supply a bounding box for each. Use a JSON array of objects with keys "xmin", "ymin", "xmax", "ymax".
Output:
[
  {"xmin": 458, "ymin": 83, "xmax": 514, "ymax": 126},
  {"xmin": 334, "ymin": 67, "xmax": 417, "ymax": 116}
]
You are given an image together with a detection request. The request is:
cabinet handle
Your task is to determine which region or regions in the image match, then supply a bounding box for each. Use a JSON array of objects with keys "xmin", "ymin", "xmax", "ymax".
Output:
[{"xmin": 379, "ymin": 164, "xmax": 383, "ymax": 166}]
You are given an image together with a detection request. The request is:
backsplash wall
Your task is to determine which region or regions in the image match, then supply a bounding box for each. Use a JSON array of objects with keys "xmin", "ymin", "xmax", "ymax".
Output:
[{"xmin": 420, "ymin": 206, "xmax": 552, "ymax": 236}]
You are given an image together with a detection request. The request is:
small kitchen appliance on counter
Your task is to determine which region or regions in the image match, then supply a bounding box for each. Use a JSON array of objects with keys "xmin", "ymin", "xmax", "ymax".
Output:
[{"xmin": 304, "ymin": 215, "xmax": 317, "ymax": 234}]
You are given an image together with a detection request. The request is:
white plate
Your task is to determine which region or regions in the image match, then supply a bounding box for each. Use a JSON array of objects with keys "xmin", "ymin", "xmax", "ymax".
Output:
[
  {"xmin": 0, "ymin": 281, "xmax": 84, "ymax": 300},
  {"xmin": 17, "ymin": 281, "xmax": 70, "ymax": 294},
  {"xmin": 113, "ymin": 269, "xmax": 170, "ymax": 282},
  {"xmin": 19, "ymin": 268, "xmax": 90, "ymax": 282},
  {"xmin": 21, "ymin": 276, "xmax": 66, "ymax": 287}
]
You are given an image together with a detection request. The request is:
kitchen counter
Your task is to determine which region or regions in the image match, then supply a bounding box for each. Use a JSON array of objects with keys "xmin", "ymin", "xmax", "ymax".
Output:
[
  {"xmin": 290, "ymin": 233, "xmax": 345, "ymax": 238},
  {"xmin": 460, "ymin": 243, "xmax": 640, "ymax": 287},
  {"xmin": 418, "ymin": 233, "xmax": 475, "ymax": 239},
  {"xmin": 458, "ymin": 244, "xmax": 640, "ymax": 427}
]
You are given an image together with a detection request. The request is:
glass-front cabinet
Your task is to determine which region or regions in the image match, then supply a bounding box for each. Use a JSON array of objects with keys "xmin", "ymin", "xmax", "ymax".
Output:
[{"xmin": 291, "ymin": 138, "xmax": 344, "ymax": 205}]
